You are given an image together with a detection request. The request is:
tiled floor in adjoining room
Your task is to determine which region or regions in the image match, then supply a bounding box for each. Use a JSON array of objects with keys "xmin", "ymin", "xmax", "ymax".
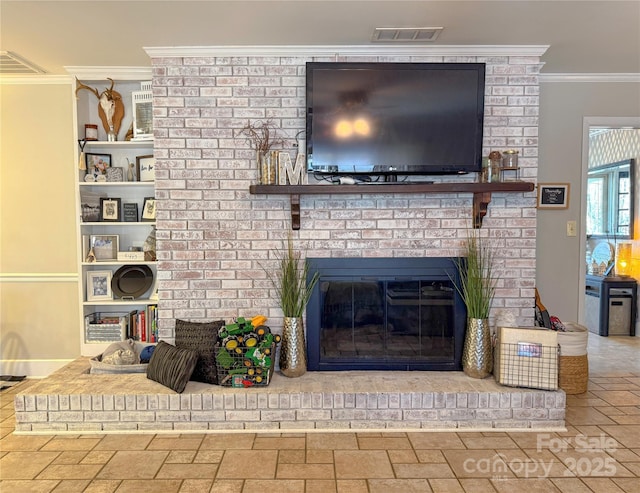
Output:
[{"xmin": 1, "ymin": 335, "xmax": 639, "ymax": 493}]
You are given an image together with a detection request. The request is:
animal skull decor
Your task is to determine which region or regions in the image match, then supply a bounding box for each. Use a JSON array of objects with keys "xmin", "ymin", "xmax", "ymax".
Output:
[{"xmin": 75, "ymin": 78, "xmax": 125, "ymax": 140}]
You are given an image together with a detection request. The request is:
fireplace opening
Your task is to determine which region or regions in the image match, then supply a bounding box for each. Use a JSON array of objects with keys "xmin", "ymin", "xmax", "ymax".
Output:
[{"xmin": 306, "ymin": 257, "xmax": 466, "ymax": 371}]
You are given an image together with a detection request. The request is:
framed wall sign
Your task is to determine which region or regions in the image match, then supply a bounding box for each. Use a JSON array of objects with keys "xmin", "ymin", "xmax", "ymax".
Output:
[
  {"xmin": 132, "ymin": 88, "xmax": 153, "ymax": 141},
  {"xmin": 106, "ymin": 167, "xmax": 124, "ymax": 182},
  {"xmin": 122, "ymin": 203, "xmax": 138, "ymax": 222},
  {"xmin": 141, "ymin": 197, "xmax": 156, "ymax": 222},
  {"xmin": 100, "ymin": 197, "xmax": 121, "ymax": 221},
  {"xmin": 537, "ymin": 183, "xmax": 570, "ymax": 209},
  {"xmin": 136, "ymin": 155, "xmax": 155, "ymax": 182}
]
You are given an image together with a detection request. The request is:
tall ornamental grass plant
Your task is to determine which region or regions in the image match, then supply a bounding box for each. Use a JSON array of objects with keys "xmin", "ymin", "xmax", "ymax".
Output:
[
  {"xmin": 454, "ymin": 233, "xmax": 498, "ymax": 319},
  {"xmin": 265, "ymin": 236, "xmax": 319, "ymax": 317}
]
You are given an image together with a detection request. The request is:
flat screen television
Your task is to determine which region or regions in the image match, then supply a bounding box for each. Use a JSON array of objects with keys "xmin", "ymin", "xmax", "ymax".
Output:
[{"xmin": 305, "ymin": 62, "xmax": 486, "ymax": 179}]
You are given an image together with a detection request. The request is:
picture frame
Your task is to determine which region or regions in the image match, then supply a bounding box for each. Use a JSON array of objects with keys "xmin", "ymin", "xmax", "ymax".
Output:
[
  {"xmin": 141, "ymin": 197, "xmax": 156, "ymax": 222},
  {"xmin": 90, "ymin": 234, "xmax": 119, "ymax": 261},
  {"xmin": 87, "ymin": 270, "xmax": 113, "ymax": 301},
  {"xmin": 106, "ymin": 167, "xmax": 124, "ymax": 182},
  {"xmin": 122, "ymin": 202, "xmax": 138, "ymax": 222},
  {"xmin": 80, "ymin": 190, "xmax": 104, "ymax": 222},
  {"xmin": 537, "ymin": 183, "xmax": 570, "ymax": 209},
  {"xmin": 136, "ymin": 155, "xmax": 155, "ymax": 182},
  {"xmin": 100, "ymin": 197, "xmax": 121, "ymax": 221},
  {"xmin": 85, "ymin": 153, "xmax": 112, "ymax": 179},
  {"xmin": 132, "ymin": 89, "xmax": 154, "ymax": 141}
]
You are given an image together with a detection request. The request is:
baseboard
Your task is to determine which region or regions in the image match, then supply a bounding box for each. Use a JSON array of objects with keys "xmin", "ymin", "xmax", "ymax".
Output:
[{"xmin": 0, "ymin": 359, "xmax": 74, "ymax": 378}]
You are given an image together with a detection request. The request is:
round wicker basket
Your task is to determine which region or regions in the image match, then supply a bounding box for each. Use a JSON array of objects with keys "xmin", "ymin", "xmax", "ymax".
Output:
[
  {"xmin": 559, "ymin": 354, "xmax": 589, "ymax": 394},
  {"xmin": 557, "ymin": 323, "xmax": 589, "ymax": 394}
]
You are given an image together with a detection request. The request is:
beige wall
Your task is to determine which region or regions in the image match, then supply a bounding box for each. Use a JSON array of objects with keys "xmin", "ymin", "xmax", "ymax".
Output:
[
  {"xmin": 1, "ymin": 80, "xmax": 80, "ymax": 376},
  {"xmin": 537, "ymin": 81, "xmax": 640, "ymax": 323}
]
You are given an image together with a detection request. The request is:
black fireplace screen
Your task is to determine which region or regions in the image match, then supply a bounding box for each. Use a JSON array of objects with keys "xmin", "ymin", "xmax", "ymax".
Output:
[{"xmin": 306, "ymin": 258, "xmax": 466, "ymax": 371}]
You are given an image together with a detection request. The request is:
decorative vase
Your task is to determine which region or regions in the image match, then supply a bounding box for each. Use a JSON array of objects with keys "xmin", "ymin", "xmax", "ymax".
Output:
[
  {"xmin": 258, "ymin": 151, "xmax": 278, "ymax": 185},
  {"xmin": 462, "ymin": 318, "xmax": 493, "ymax": 378},
  {"xmin": 279, "ymin": 316, "xmax": 307, "ymax": 377}
]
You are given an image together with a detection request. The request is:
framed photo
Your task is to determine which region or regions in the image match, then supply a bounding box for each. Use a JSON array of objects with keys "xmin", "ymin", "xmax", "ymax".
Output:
[
  {"xmin": 86, "ymin": 153, "xmax": 112, "ymax": 179},
  {"xmin": 87, "ymin": 270, "xmax": 113, "ymax": 301},
  {"xmin": 80, "ymin": 190, "xmax": 104, "ymax": 222},
  {"xmin": 136, "ymin": 155, "xmax": 155, "ymax": 182},
  {"xmin": 141, "ymin": 197, "xmax": 156, "ymax": 222},
  {"xmin": 90, "ymin": 234, "xmax": 119, "ymax": 261},
  {"xmin": 537, "ymin": 183, "xmax": 570, "ymax": 209},
  {"xmin": 100, "ymin": 197, "xmax": 121, "ymax": 221}
]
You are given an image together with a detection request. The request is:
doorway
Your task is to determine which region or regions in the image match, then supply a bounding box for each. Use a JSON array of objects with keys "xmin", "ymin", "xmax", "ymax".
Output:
[{"xmin": 580, "ymin": 117, "xmax": 640, "ymax": 335}]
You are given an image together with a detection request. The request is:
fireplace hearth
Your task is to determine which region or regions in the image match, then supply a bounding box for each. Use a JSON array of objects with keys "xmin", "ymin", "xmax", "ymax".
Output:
[{"xmin": 306, "ymin": 257, "xmax": 467, "ymax": 371}]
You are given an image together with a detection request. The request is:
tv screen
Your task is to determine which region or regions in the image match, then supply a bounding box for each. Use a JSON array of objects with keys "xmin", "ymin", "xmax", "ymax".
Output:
[{"xmin": 305, "ymin": 62, "xmax": 486, "ymax": 177}]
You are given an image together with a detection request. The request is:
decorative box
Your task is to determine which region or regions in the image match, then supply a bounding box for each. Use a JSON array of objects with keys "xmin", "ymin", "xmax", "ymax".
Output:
[
  {"xmin": 494, "ymin": 326, "xmax": 559, "ymax": 391},
  {"xmin": 84, "ymin": 312, "xmax": 128, "ymax": 343},
  {"xmin": 117, "ymin": 251, "xmax": 145, "ymax": 261}
]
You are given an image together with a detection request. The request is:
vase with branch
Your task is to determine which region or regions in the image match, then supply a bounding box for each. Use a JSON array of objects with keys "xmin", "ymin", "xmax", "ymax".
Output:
[{"xmin": 239, "ymin": 119, "xmax": 287, "ymax": 185}]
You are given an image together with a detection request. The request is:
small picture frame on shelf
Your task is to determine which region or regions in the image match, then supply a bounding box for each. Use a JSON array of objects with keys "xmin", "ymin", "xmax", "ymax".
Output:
[
  {"xmin": 87, "ymin": 270, "xmax": 113, "ymax": 301},
  {"xmin": 132, "ymin": 88, "xmax": 154, "ymax": 141},
  {"xmin": 122, "ymin": 203, "xmax": 138, "ymax": 222},
  {"xmin": 136, "ymin": 155, "xmax": 155, "ymax": 182},
  {"xmin": 89, "ymin": 234, "xmax": 119, "ymax": 261},
  {"xmin": 537, "ymin": 183, "xmax": 570, "ymax": 209},
  {"xmin": 106, "ymin": 167, "xmax": 124, "ymax": 182},
  {"xmin": 141, "ymin": 197, "xmax": 156, "ymax": 222},
  {"xmin": 100, "ymin": 198, "xmax": 121, "ymax": 221},
  {"xmin": 80, "ymin": 190, "xmax": 104, "ymax": 222},
  {"xmin": 86, "ymin": 153, "xmax": 112, "ymax": 180}
]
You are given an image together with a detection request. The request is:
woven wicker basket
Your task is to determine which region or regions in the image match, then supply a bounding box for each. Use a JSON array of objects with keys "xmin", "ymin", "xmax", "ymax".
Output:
[{"xmin": 558, "ymin": 354, "xmax": 589, "ymax": 394}]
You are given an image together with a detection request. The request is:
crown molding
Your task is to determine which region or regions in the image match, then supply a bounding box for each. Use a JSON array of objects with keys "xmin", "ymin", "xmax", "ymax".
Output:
[
  {"xmin": 144, "ymin": 44, "xmax": 550, "ymax": 58},
  {"xmin": 539, "ymin": 73, "xmax": 640, "ymax": 83},
  {"xmin": 0, "ymin": 75, "xmax": 72, "ymax": 85},
  {"xmin": 64, "ymin": 66, "xmax": 152, "ymax": 80}
]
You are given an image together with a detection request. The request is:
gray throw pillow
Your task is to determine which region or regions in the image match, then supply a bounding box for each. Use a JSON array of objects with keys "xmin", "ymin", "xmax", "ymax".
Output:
[
  {"xmin": 174, "ymin": 319, "xmax": 225, "ymax": 385},
  {"xmin": 146, "ymin": 341, "xmax": 198, "ymax": 393}
]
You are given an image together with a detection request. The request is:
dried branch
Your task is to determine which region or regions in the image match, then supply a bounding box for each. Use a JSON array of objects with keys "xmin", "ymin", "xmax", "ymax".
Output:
[{"xmin": 239, "ymin": 119, "xmax": 288, "ymax": 154}]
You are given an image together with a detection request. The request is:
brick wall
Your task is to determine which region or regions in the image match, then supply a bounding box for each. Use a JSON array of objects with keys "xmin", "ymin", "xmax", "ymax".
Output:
[{"xmin": 150, "ymin": 53, "xmax": 542, "ymax": 340}]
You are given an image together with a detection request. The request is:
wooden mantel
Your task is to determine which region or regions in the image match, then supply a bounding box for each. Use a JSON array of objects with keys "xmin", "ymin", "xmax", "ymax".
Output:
[{"xmin": 249, "ymin": 181, "xmax": 535, "ymax": 230}]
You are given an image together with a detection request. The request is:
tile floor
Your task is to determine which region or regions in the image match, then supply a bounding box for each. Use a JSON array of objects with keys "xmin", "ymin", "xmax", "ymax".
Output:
[{"xmin": 1, "ymin": 335, "xmax": 639, "ymax": 493}]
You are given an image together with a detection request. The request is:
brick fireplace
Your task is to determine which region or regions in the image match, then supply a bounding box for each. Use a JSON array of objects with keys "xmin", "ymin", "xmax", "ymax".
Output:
[
  {"xmin": 13, "ymin": 47, "xmax": 558, "ymax": 435},
  {"xmin": 148, "ymin": 47, "xmax": 542, "ymax": 342}
]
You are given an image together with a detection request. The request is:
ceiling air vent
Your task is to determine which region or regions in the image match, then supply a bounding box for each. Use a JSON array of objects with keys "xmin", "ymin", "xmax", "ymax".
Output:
[
  {"xmin": 372, "ymin": 27, "xmax": 443, "ymax": 43},
  {"xmin": 0, "ymin": 51, "xmax": 46, "ymax": 75}
]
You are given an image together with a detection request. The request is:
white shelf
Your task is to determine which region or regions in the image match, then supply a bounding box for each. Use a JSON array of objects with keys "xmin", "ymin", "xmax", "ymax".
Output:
[
  {"xmin": 79, "ymin": 182, "xmax": 154, "ymax": 187},
  {"xmin": 84, "ymin": 140, "xmax": 153, "ymax": 148},
  {"xmin": 82, "ymin": 261, "xmax": 156, "ymax": 267},
  {"xmin": 80, "ymin": 222, "xmax": 156, "ymax": 227},
  {"xmin": 83, "ymin": 299, "xmax": 158, "ymax": 307}
]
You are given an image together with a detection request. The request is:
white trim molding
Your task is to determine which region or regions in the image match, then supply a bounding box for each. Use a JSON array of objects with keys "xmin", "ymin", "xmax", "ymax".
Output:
[
  {"xmin": 540, "ymin": 73, "xmax": 640, "ymax": 83},
  {"xmin": 0, "ymin": 75, "xmax": 73, "ymax": 85},
  {"xmin": 64, "ymin": 66, "xmax": 153, "ymax": 80},
  {"xmin": 144, "ymin": 44, "xmax": 550, "ymax": 59},
  {"xmin": 0, "ymin": 273, "xmax": 77, "ymax": 283}
]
